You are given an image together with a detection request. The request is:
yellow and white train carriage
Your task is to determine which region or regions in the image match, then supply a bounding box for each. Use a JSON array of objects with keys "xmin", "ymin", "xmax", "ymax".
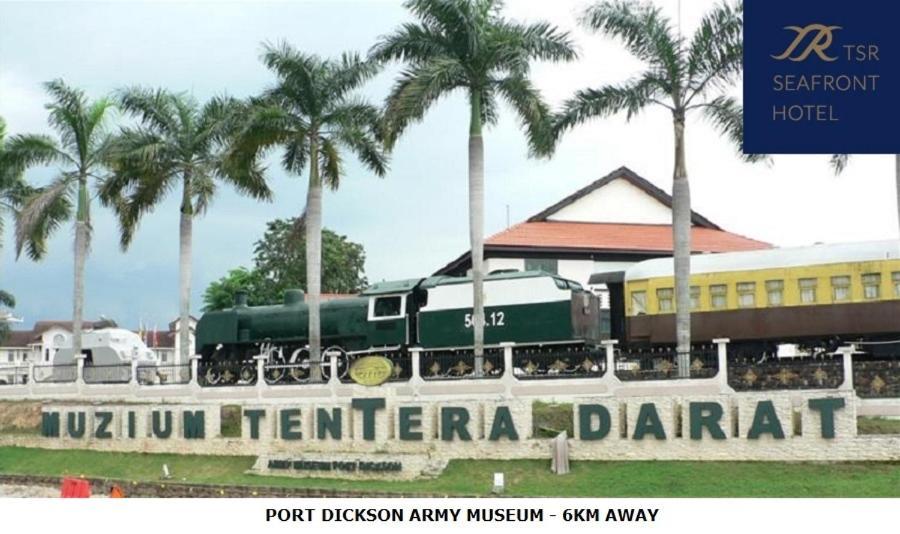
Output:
[{"xmin": 593, "ymin": 240, "xmax": 900, "ymax": 352}]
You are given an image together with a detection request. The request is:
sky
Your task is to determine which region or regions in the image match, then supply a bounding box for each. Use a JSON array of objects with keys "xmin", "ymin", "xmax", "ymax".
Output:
[{"xmin": 1, "ymin": 0, "xmax": 897, "ymax": 330}]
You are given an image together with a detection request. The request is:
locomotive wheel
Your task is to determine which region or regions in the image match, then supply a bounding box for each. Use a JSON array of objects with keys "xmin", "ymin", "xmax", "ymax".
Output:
[
  {"xmin": 203, "ymin": 367, "xmax": 221, "ymax": 386},
  {"xmin": 265, "ymin": 367, "xmax": 285, "ymax": 385},
  {"xmin": 240, "ymin": 364, "xmax": 257, "ymax": 384}
]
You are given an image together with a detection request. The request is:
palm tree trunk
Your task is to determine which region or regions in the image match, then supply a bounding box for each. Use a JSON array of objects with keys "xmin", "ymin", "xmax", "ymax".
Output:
[
  {"xmin": 178, "ymin": 174, "xmax": 193, "ymax": 367},
  {"xmin": 71, "ymin": 177, "xmax": 89, "ymax": 362},
  {"xmin": 307, "ymin": 134, "xmax": 323, "ymax": 382},
  {"xmin": 469, "ymin": 92, "xmax": 485, "ymax": 376},
  {"xmin": 672, "ymin": 113, "xmax": 692, "ymax": 378}
]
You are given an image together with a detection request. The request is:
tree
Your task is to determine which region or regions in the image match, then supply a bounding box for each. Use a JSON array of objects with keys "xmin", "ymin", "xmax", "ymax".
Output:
[
  {"xmin": 227, "ymin": 42, "xmax": 388, "ymax": 378},
  {"xmin": 202, "ymin": 222, "xmax": 368, "ymax": 312},
  {"xmin": 253, "ymin": 218, "xmax": 367, "ymax": 295},
  {"xmin": 555, "ymin": 0, "xmax": 758, "ymax": 375},
  {"xmin": 12, "ymin": 80, "xmax": 113, "ymax": 360},
  {"xmin": 0, "ymin": 290, "xmax": 14, "ymax": 344},
  {"xmin": 202, "ymin": 267, "xmax": 271, "ymax": 312},
  {"xmin": 831, "ymin": 154, "xmax": 900, "ymax": 238},
  {"xmin": 100, "ymin": 89, "xmax": 272, "ymax": 365},
  {"xmin": 370, "ymin": 0, "xmax": 576, "ymax": 373}
]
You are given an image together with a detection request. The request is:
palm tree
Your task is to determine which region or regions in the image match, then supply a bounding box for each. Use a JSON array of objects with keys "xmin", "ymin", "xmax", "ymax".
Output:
[
  {"xmin": 554, "ymin": 0, "xmax": 756, "ymax": 376},
  {"xmin": 831, "ymin": 154, "xmax": 900, "ymax": 239},
  {"xmin": 370, "ymin": 0, "xmax": 576, "ymax": 373},
  {"xmin": 227, "ymin": 42, "xmax": 388, "ymax": 378},
  {"xmin": 100, "ymin": 89, "xmax": 272, "ymax": 367},
  {"xmin": 13, "ymin": 80, "xmax": 115, "ymax": 361}
]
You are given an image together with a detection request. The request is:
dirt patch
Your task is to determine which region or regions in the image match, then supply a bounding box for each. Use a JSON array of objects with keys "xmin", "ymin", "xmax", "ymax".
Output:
[{"xmin": 0, "ymin": 401, "xmax": 42, "ymax": 434}]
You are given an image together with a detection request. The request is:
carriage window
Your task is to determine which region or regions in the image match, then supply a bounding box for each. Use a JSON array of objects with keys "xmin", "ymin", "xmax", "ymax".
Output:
[
  {"xmin": 799, "ymin": 278, "xmax": 817, "ymax": 304},
  {"xmin": 373, "ymin": 296, "xmax": 403, "ymax": 317},
  {"xmin": 631, "ymin": 291, "xmax": 647, "ymax": 315},
  {"xmin": 766, "ymin": 280, "xmax": 784, "ymax": 306},
  {"xmin": 690, "ymin": 286, "xmax": 701, "ymax": 310},
  {"xmin": 525, "ymin": 258, "xmax": 558, "ymax": 275},
  {"xmin": 831, "ymin": 276, "xmax": 851, "ymax": 302},
  {"xmin": 893, "ymin": 272, "xmax": 900, "ymax": 297},
  {"xmin": 736, "ymin": 282, "xmax": 756, "ymax": 308},
  {"xmin": 862, "ymin": 273, "xmax": 881, "ymax": 299},
  {"xmin": 656, "ymin": 288, "xmax": 674, "ymax": 312},
  {"xmin": 710, "ymin": 284, "xmax": 727, "ymax": 309}
]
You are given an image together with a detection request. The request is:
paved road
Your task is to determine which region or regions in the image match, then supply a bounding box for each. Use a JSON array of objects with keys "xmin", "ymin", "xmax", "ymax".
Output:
[{"xmin": 0, "ymin": 484, "xmax": 59, "ymax": 498}]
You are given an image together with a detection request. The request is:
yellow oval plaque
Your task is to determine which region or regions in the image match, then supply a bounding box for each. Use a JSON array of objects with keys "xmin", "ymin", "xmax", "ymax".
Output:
[{"xmin": 349, "ymin": 355, "xmax": 394, "ymax": 386}]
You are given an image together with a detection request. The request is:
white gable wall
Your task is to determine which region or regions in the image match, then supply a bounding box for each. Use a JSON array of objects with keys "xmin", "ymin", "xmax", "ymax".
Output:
[{"xmin": 546, "ymin": 177, "xmax": 673, "ymax": 224}]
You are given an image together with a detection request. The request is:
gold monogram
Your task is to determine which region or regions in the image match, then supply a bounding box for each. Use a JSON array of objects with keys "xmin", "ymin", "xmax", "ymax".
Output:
[{"xmin": 771, "ymin": 24, "xmax": 842, "ymax": 62}]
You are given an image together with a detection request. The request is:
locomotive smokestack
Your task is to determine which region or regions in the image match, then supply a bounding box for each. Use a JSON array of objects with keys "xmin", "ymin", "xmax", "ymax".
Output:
[
  {"xmin": 284, "ymin": 289, "xmax": 305, "ymax": 306},
  {"xmin": 234, "ymin": 291, "xmax": 248, "ymax": 307}
]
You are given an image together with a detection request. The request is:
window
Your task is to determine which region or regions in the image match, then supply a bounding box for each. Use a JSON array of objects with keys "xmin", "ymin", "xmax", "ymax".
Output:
[
  {"xmin": 656, "ymin": 288, "xmax": 674, "ymax": 313},
  {"xmin": 690, "ymin": 286, "xmax": 701, "ymax": 310},
  {"xmin": 737, "ymin": 282, "xmax": 756, "ymax": 308},
  {"xmin": 862, "ymin": 273, "xmax": 881, "ymax": 300},
  {"xmin": 799, "ymin": 278, "xmax": 817, "ymax": 304},
  {"xmin": 524, "ymin": 258, "xmax": 558, "ymax": 275},
  {"xmin": 893, "ymin": 272, "xmax": 900, "ymax": 297},
  {"xmin": 831, "ymin": 275, "xmax": 851, "ymax": 302},
  {"xmin": 373, "ymin": 296, "xmax": 403, "ymax": 318},
  {"xmin": 766, "ymin": 280, "xmax": 784, "ymax": 306},
  {"xmin": 710, "ymin": 284, "xmax": 727, "ymax": 309},
  {"xmin": 6, "ymin": 353, "xmax": 12, "ymax": 363},
  {"xmin": 631, "ymin": 291, "xmax": 647, "ymax": 315}
]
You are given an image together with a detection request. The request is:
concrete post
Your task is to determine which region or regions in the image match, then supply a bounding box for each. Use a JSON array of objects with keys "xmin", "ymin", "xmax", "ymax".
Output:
[
  {"xmin": 410, "ymin": 347, "xmax": 422, "ymax": 382},
  {"xmin": 189, "ymin": 355, "xmax": 202, "ymax": 387},
  {"xmin": 601, "ymin": 339, "xmax": 619, "ymax": 379},
  {"xmin": 713, "ymin": 338, "xmax": 733, "ymax": 393},
  {"xmin": 74, "ymin": 354, "xmax": 86, "ymax": 385},
  {"xmin": 500, "ymin": 342, "xmax": 516, "ymax": 399},
  {"xmin": 836, "ymin": 344, "xmax": 856, "ymax": 392},
  {"xmin": 501, "ymin": 342, "xmax": 515, "ymax": 379},
  {"xmin": 327, "ymin": 350, "xmax": 341, "ymax": 386},
  {"xmin": 26, "ymin": 361, "xmax": 35, "ymax": 395},
  {"xmin": 130, "ymin": 359, "xmax": 139, "ymax": 385},
  {"xmin": 253, "ymin": 355, "xmax": 268, "ymax": 394},
  {"xmin": 409, "ymin": 347, "xmax": 423, "ymax": 398}
]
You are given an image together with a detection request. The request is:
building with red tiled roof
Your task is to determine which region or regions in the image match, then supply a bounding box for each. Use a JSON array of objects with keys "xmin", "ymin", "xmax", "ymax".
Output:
[{"xmin": 435, "ymin": 166, "xmax": 771, "ymax": 304}]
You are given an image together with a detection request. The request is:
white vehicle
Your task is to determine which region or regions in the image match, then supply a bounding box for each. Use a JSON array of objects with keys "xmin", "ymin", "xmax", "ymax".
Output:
[{"xmin": 51, "ymin": 328, "xmax": 160, "ymax": 383}]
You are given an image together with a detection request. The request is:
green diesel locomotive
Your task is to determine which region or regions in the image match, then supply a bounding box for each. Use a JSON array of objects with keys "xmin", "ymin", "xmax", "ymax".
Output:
[{"xmin": 195, "ymin": 270, "xmax": 603, "ymax": 384}]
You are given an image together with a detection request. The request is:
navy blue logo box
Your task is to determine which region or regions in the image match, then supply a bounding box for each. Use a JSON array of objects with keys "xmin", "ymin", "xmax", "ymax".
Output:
[{"xmin": 743, "ymin": 0, "xmax": 900, "ymax": 154}]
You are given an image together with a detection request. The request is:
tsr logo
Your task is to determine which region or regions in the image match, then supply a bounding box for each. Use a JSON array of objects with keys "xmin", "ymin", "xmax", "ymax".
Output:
[{"xmin": 771, "ymin": 24, "xmax": 842, "ymax": 61}]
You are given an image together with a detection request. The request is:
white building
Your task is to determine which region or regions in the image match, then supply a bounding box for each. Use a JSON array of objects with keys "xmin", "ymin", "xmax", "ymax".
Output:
[{"xmin": 435, "ymin": 166, "xmax": 772, "ymax": 306}]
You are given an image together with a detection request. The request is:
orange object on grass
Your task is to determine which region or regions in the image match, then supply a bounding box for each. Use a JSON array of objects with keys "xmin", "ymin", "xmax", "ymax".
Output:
[
  {"xmin": 109, "ymin": 485, "xmax": 125, "ymax": 498},
  {"xmin": 60, "ymin": 477, "xmax": 91, "ymax": 498}
]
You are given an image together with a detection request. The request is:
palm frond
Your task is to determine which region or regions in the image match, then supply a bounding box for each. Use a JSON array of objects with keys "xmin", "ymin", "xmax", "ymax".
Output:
[
  {"xmin": 0, "ymin": 289, "xmax": 14, "ymax": 308},
  {"xmin": 261, "ymin": 41, "xmax": 322, "ymax": 116},
  {"xmin": 555, "ymin": 73, "xmax": 664, "ymax": 135},
  {"xmin": 15, "ymin": 175, "xmax": 74, "ymax": 260},
  {"xmin": 699, "ymin": 95, "xmax": 766, "ymax": 163},
  {"xmin": 581, "ymin": 1, "xmax": 682, "ymax": 86},
  {"xmin": 329, "ymin": 52, "xmax": 382, "ymax": 100},
  {"xmin": 318, "ymin": 138, "xmax": 344, "ymax": 190},
  {"xmin": 2, "ymin": 134, "xmax": 67, "ymax": 175},
  {"xmin": 382, "ymin": 58, "xmax": 466, "ymax": 147},
  {"xmin": 830, "ymin": 154, "xmax": 850, "ymax": 175},
  {"xmin": 685, "ymin": 0, "xmax": 743, "ymax": 104},
  {"xmin": 495, "ymin": 75, "xmax": 553, "ymax": 157},
  {"xmin": 116, "ymin": 86, "xmax": 180, "ymax": 134},
  {"xmin": 369, "ymin": 22, "xmax": 452, "ymax": 63}
]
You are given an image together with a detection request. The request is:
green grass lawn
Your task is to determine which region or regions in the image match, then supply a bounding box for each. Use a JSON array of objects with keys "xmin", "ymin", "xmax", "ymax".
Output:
[{"xmin": 1, "ymin": 446, "xmax": 899, "ymax": 497}]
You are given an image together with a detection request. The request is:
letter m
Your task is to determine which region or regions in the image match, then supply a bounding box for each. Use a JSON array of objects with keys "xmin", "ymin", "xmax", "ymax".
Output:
[
  {"xmin": 183, "ymin": 411, "xmax": 205, "ymax": 439},
  {"xmin": 41, "ymin": 412, "xmax": 60, "ymax": 437}
]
